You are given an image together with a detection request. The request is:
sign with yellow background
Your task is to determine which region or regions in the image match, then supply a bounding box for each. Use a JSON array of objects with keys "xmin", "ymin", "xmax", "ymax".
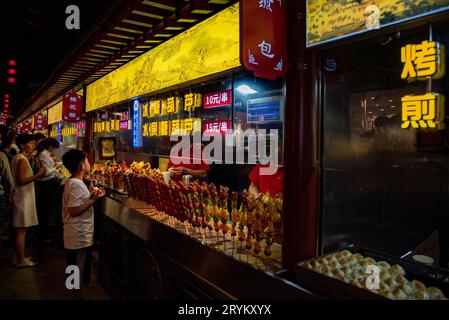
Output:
[
  {"xmin": 86, "ymin": 3, "xmax": 240, "ymax": 112},
  {"xmin": 48, "ymin": 101, "xmax": 63, "ymax": 125},
  {"xmin": 307, "ymin": 0, "xmax": 449, "ymax": 47}
]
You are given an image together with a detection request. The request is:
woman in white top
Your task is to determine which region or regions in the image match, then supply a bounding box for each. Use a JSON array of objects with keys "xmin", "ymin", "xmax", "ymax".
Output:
[
  {"xmin": 35, "ymin": 138, "xmax": 61, "ymax": 242},
  {"xmin": 11, "ymin": 134, "xmax": 47, "ymax": 267}
]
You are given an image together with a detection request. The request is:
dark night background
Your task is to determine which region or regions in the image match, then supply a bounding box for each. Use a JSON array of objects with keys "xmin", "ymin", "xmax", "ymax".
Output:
[{"xmin": 0, "ymin": 0, "xmax": 116, "ymax": 121}]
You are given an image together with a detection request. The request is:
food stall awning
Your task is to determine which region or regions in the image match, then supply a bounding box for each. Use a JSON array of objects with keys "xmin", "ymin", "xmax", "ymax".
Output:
[{"xmin": 15, "ymin": 0, "xmax": 237, "ymax": 124}]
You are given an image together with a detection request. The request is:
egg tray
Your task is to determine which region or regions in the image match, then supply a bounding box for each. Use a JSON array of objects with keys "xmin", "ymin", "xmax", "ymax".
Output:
[{"xmin": 290, "ymin": 245, "xmax": 449, "ymax": 300}]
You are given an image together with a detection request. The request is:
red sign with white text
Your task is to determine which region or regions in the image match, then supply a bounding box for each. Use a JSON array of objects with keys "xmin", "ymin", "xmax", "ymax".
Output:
[
  {"xmin": 75, "ymin": 121, "xmax": 86, "ymax": 130},
  {"xmin": 33, "ymin": 112, "xmax": 47, "ymax": 130},
  {"xmin": 203, "ymin": 119, "xmax": 232, "ymax": 135},
  {"xmin": 22, "ymin": 121, "xmax": 32, "ymax": 133},
  {"xmin": 62, "ymin": 92, "xmax": 83, "ymax": 123},
  {"xmin": 203, "ymin": 90, "xmax": 232, "ymax": 109},
  {"xmin": 241, "ymin": 0, "xmax": 287, "ymax": 80},
  {"xmin": 119, "ymin": 121, "xmax": 129, "ymax": 130}
]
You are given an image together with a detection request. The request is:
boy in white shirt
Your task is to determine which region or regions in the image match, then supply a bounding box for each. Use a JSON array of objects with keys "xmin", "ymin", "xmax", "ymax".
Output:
[{"xmin": 62, "ymin": 149, "xmax": 104, "ymax": 291}]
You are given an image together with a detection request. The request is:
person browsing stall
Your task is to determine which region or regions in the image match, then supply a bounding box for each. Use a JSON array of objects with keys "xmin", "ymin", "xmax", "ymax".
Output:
[
  {"xmin": 35, "ymin": 138, "xmax": 61, "ymax": 242},
  {"xmin": 62, "ymin": 149, "xmax": 104, "ymax": 290},
  {"xmin": 11, "ymin": 134, "xmax": 47, "ymax": 267}
]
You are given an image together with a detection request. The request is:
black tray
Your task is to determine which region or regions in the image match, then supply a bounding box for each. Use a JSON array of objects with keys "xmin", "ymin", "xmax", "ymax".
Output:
[{"xmin": 289, "ymin": 245, "xmax": 449, "ymax": 300}]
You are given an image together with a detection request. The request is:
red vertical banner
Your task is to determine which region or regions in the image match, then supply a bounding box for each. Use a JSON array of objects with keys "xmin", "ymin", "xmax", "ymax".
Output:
[
  {"xmin": 62, "ymin": 92, "xmax": 83, "ymax": 123},
  {"xmin": 33, "ymin": 112, "xmax": 48, "ymax": 130},
  {"xmin": 22, "ymin": 121, "xmax": 31, "ymax": 133},
  {"xmin": 241, "ymin": 0, "xmax": 287, "ymax": 80}
]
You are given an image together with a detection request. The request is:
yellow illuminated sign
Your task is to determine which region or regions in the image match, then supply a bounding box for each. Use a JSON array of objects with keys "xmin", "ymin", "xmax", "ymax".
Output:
[
  {"xmin": 142, "ymin": 118, "xmax": 201, "ymax": 137},
  {"xmin": 159, "ymin": 120, "xmax": 170, "ymax": 136},
  {"xmin": 150, "ymin": 100, "xmax": 162, "ymax": 117},
  {"xmin": 166, "ymin": 97, "xmax": 178, "ymax": 114},
  {"xmin": 86, "ymin": 3, "xmax": 240, "ymax": 112},
  {"xmin": 401, "ymin": 93, "xmax": 445, "ymax": 130},
  {"xmin": 401, "ymin": 41, "xmax": 445, "ymax": 81},
  {"xmin": 62, "ymin": 127, "xmax": 76, "ymax": 136},
  {"xmin": 150, "ymin": 122, "xmax": 158, "ymax": 137},
  {"xmin": 171, "ymin": 119, "xmax": 181, "ymax": 134},
  {"xmin": 143, "ymin": 101, "xmax": 150, "ymax": 118},
  {"xmin": 184, "ymin": 93, "xmax": 202, "ymax": 111}
]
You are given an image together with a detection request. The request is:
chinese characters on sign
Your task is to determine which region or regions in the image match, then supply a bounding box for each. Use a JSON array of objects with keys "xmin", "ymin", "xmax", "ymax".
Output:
[
  {"xmin": 400, "ymin": 40, "xmax": 446, "ymax": 130},
  {"xmin": 166, "ymin": 97, "xmax": 178, "ymax": 114},
  {"xmin": 62, "ymin": 127, "xmax": 76, "ymax": 136},
  {"xmin": 62, "ymin": 92, "xmax": 83, "ymax": 123},
  {"xmin": 241, "ymin": 0, "xmax": 287, "ymax": 80},
  {"xmin": 184, "ymin": 93, "xmax": 202, "ymax": 111},
  {"xmin": 203, "ymin": 119, "xmax": 232, "ymax": 135},
  {"xmin": 401, "ymin": 41, "xmax": 446, "ymax": 81},
  {"xmin": 142, "ymin": 118, "xmax": 201, "ymax": 137},
  {"xmin": 150, "ymin": 100, "xmax": 162, "ymax": 117},
  {"xmin": 401, "ymin": 94, "xmax": 445, "ymax": 130},
  {"xmin": 203, "ymin": 90, "xmax": 232, "ymax": 109}
]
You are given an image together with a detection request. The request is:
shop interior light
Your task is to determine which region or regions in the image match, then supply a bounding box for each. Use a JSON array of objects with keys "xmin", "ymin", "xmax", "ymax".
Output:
[
  {"xmin": 390, "ymin": 105, "xmax": 396, "ymax": 108},
  {"xmin": 370, "ymin": 96, "xmax": 376, "ymax": 100},
  {"xmin": 388, "ymin": 99, "xmax": 393, "ymax": 102},
  {"xmin": 380, "ymin": 109, "xmax": 385, "ymax": 111},
  {"xmin": 236, "ymin": 84, "xmax": 258, "ymax": 95}
]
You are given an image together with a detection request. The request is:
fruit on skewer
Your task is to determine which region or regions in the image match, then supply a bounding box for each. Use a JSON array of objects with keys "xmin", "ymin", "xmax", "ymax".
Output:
[
  {"xmin": 245, "ymin": 208, "xmax": 255, "ymax": 249},
  {"xmin": 219, "ymin": 186, "xmax": 229, "ymax": 234},
  {"xmin": 230, "ymin": 191, "xmax": 238, "ymax": 237},
  {"xmin": 238, "ymin": 190, "xmax": 249, "ymax": 243}
]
